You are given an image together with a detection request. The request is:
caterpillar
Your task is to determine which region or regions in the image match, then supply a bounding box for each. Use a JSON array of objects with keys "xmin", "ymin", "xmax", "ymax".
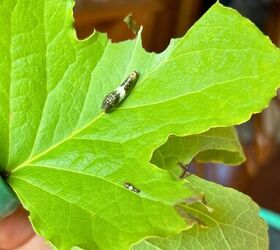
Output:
[
  {"xmin": 178, "ymin": 162, "xmax": 191, "ymax": 179},
  {"xmin": 101, "ymin": 71, "xmax": 139, "ymax": 113},
  {"xmin": 124, "ymin": 182, "xmax": 140, "ymax": 193}
]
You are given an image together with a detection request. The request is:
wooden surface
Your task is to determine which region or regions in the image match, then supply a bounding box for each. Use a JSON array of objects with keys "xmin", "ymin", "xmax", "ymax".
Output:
[
  {"xmin": 191, "ymin": 144, "xmax": 280, "ymax": 213},
  {"xmin": 74, "ymin": 0, "xmax": 202, "ymax": 52},
  {"xmin": 266, "ymin": 1, "xmax": 280, "ymax": 46}
]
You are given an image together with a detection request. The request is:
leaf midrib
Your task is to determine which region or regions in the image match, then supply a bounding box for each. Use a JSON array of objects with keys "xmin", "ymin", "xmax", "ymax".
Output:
[
  {"xmin": 27, "ymin": 0, "xmax": 48, "ymax": 164},
  {"xmin": 12, "ymin": 112, "xmax": 104, "ymax": 173},
  {"xmin": 12, "ymin": 67, "xmax": 274, "ymax": 173},
  {"xmin": 121, "ymin": 69, "xmax": 274, "ymax": 110}
]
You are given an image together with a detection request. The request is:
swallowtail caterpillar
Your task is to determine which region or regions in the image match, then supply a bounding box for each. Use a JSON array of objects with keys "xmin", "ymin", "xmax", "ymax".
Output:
[
  {"xmin": 101, "ymin": 71, "xmax": 139, "ymax": 113},
  {"xmin": 124, "ymin": 182, "xmax": 140, "ymax": 193},
  {"xmin": 178, "ymin": 162, "xmax": 191, "ymax": 179}
]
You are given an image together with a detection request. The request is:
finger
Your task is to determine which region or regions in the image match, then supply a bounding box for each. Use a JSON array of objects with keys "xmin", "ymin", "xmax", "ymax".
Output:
[
  {"xmin": 0, "ymin": 177, "xmax": 19, "ymax": 220},
  {"xmin": 14, "ymin": 235, "xmax": 51, "ymax": 250},
  {"xmin": 0, "ymin": 206, "xmax": 34, "ymax": 250}
]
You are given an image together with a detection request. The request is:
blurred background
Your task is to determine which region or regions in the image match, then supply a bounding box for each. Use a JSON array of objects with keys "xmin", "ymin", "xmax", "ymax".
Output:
[{"xmin": 73, "ymin": 0, "xmax": 280, "ymax": 247}]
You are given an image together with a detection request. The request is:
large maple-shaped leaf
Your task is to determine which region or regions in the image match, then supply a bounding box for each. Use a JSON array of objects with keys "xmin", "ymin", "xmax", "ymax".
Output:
[{"xmin": 1, "ymin": 0, "xmax": 279, "ymax": 249}]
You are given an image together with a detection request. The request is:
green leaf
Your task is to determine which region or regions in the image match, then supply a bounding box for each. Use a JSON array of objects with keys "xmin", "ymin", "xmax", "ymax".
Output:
[
  {"xmin": 152, "ymin": 127, "xmax": 244, "ymax": 178},
  {"xmin": 0, "ymin": 1, "xmax": 278, "ymax": 249},
  {"xmin": 133, "ymin": 175, "xmax": 268, "ymax": 250}
]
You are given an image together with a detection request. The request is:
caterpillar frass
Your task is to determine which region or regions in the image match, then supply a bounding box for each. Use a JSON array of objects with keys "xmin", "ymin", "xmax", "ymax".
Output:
[
  {"xmin": 124, "ymin": 182, "xmax": 140, "ymax": 193},
  {"xmin": 101, "ymin": 71, "xmax": 139, "ymax": 113}
]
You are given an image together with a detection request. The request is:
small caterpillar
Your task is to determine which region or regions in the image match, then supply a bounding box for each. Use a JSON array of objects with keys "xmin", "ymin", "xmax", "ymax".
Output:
[
  {"xmin": 124, "ymin": 182, "xmax": 140, "ymax": 193},
  {"xmin": 178, "ymin": 162, "xmax": 191, "ymax": 179},
  {"xmin": 101, "ymin": 71, "xmax": 139, "ymax": 113}
]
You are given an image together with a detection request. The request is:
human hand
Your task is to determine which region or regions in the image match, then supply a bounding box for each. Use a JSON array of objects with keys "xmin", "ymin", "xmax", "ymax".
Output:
[
  {"xmin": 0, "ymin": 176, "xmax": 50, "ymax": 250},
  {"xmin": 0, "ymin": 206, "xmax": 51, "ymax": 250}
]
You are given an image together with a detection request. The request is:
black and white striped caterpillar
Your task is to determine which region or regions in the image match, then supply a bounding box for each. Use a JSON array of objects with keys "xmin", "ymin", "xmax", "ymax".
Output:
[
  {"xmin": 101, "ymin": 71, "xmax": 139, "ymax": 113},
  {"xmin": 124, "ymin": 182, "xmax": 140, "ymax": 193}
]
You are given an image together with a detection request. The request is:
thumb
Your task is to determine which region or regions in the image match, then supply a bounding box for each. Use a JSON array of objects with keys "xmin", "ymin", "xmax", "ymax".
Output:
[{"xmin": 0, "ymin": 176, "xmax": 19, "ymax": 221}]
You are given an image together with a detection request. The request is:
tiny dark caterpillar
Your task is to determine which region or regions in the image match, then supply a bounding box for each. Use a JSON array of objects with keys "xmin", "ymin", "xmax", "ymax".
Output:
[
  {"xmin": 101, "ymin": 71, "xmax": 139, "ymax": 113},
  {"xmin": 178, "ymin": 162, "xmax": 191, "ymax": 179},
  {"xmin": 124, "ymin": 182, "xmax": 140, "ymax": 193}
]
